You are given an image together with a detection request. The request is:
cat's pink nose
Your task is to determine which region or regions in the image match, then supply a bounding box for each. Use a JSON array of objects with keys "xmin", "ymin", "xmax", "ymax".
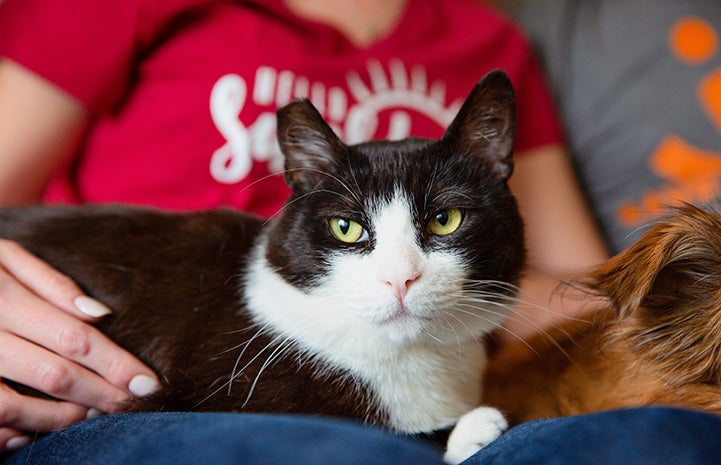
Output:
[{"xmin": 385, "ymin": 273, "xmax": 420, "ymax": 302}]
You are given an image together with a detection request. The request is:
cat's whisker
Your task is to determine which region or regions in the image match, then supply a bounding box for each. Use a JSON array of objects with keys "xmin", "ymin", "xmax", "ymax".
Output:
[
  {"xmin": 450, "ymin": 302, "xmax": 510, "ymax": 325},
  {"xmin": 233, "ymin": 310, "xmax": 379, "ymax": 407},
  {"xmin": 439, "ymin": 311, "xmax": 475, "ymax": 355},
  {"xmin": 450, "ymin": 297, "xmax": 543, "ymax": 336},
  {"xmin": 449, "ymin": 304, "xmax": 542, "ymax": 359},
  {"xmin": 243, "ymin": 336, "xmax": 298, "ymax": 408},
  {"xmin": 445, "ymin": 294, "xmax": 520, "ymax": 314},
  {"xmin": 436, "ymin": 312, "xmax": 460, "ymax": 335},
  {"xmin": 461, "ymin": 279, "xmax": 522, "ymax": 294},
  {"xmin": 422, "ymin": 166, "xmax": 440, "ymax": 214},
  {"xmin": 215, "ymin": 324, "xmax": 271, "ymax": 356},
  {"xmin": 282, "ymin": 167, "xmax": 363, "ymax": 206},
  {"xmin": 446, "ymin": 288, "xmax": 518, "ymax": 302},
  {"xmin": 229, "ymin": 332, "xmax": 287, "ymax": 382},
  {"xmin": 514, "ymin": 295, "xmax": 590, "ymax": 325},
  {"xmin": 223, "ymin": 272, "xmax": 243, "ymax": 287},
  {"xmin": 451, "ymin": 300, "xmax": 575, "ymax": 363},
  {"xmin": 262, "ymin": 188, "xmax": 356, "ymax": 226},
  {"xmin": 420, "ymin": 324, "xmax": 447, "ymax": 345},
  {"xmin": 230, "ymin": 171, "xmax": 286, "ymax": 200},
  {"xmin": 449, "ymin": 293, "xmax": 586, "ymax": 363},
  {"xmin": 498, "ymin": 293, "xmax": 592, "ymax": 350},
  {"xmin": 463, "ymin": 279, "xmax": 593, "ymax": 326},
  {"xmin": 448, "ymin": 285, "xmax": 582, "ymax": 336},
  {"xmin": 343, "ymin": 148, "xmax": 364, "ymax": 207},
  {"xmin": 217, "ymin": 324, "xmax": 260, "ymax": 337},
  {"xmin": 227, "ymin": 324, "xmax": 274, "ymax": 395},
  {"xmin": 193, "ymin": 331, "xmax": 287, "ymax": 409},
  {"xmin": 428, "ymin": 189, "xmax": 475, "ymax": 208},
  {"xmin": 226, "ymin": 165, "xmax": 361, "ymax": 225}
]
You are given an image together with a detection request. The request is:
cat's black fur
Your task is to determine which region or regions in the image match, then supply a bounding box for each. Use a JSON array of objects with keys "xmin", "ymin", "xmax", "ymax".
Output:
[
  {"xmin": 2, "ymin": 207, "xmax": 381, "ymax": 420},
  {"xmin": 0, "ymin": 71, "xmax": 524, "ymax": 434}
]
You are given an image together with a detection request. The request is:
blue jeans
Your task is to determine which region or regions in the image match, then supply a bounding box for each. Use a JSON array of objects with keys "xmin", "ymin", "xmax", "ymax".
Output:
[
  {"xmin": 4, "ymin": 408, "xmax": 721, "ymax": 465},
  {"xmin": 3, "ymin": 413, "xmax": 444, "ymax": 465},
  {"xmin": 464, "ymin": 407, "xmax": 721, "ymax": 465}
]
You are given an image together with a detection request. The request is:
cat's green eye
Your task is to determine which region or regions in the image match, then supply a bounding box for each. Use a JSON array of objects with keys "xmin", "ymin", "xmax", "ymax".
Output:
[
  {"xmin": 428, "ymin": 208, "xmax": 463, "ymax": 236},
  {"xmin": 329, "ymin": 217, "xmax": 368, "ymax": 244}
]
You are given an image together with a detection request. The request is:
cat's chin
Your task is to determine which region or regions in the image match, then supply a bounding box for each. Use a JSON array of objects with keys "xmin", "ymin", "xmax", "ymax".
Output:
[
  {"xmin": 375, "ymin": 306, "xmax": 451, "ymax": 344},
  {"xmin": 382, "ymin": 322, "xmax": 427, "ymax": 343},
  {"xmin": 379, "ymin": 313, "xmax": 429, "ymax": 343}
]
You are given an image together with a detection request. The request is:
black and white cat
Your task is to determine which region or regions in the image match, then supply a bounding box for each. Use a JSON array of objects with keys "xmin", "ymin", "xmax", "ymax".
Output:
[{"xmin": 0, "ymin": 71, "xmax": 524, "ymax": 463}]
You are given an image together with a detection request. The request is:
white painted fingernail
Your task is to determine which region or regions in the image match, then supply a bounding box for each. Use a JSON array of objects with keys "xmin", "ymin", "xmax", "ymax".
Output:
[
  {"xmin": 86, "ymin": 408, "xmax": 104, "ymax": 419},
  {"xmin": 6, "ymin": 435, "xmax": 31, "ymax": 451},
  {"xmin": 74, "ymin": 296, "xmax": 112, "ymax": 317},
  {"xmin": 128, "ymin": 374, "xmax": 160, "ymax": 397}
]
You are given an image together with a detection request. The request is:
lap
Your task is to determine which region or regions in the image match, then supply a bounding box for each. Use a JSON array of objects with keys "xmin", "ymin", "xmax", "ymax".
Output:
[
  {"xmin": 4, "ymin": 407, "xmax": 721, "ymax": 465},
  {"xmin": 465, "ymin": 407, "xmax": 721, "ymax": 465},
  {"xmin": 2, "ymin": 412, "xmax": 444, "ymax": 465}
]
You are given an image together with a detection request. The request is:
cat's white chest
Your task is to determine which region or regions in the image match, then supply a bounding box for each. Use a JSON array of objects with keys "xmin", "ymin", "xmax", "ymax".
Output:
[{"xmin": 356, "ymin": 339, "xmax": 487, "ymax": 432}]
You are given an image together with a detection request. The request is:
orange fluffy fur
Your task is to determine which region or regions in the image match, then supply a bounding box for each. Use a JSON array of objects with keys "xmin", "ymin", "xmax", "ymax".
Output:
[{"xmin": 484, "ymin": 204, "xmax": 721, "ymax": 424}]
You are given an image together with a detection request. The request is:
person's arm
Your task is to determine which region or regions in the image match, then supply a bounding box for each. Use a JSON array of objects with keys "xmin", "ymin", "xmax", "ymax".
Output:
[
  {"xmin": 0, "ymin": 59, "xmax": 159, "ymax": 450},
  {"xmin": 493, "ymin": 144, "xmax": 610, "ymax": 362},
  {"xmin": 0, "ymin": 59, "xmax": 88, "ymax": 204}
]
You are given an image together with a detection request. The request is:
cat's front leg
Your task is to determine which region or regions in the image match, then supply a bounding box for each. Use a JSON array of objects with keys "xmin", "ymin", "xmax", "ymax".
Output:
[{"xmin": 443, "ymin": 406, "xmax": 507, "ymax": 464}]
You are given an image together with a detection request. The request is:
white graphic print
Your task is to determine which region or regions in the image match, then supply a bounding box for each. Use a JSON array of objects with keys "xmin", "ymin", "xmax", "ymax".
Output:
[
  {"xmin": 344, "ymin": 59, "xmax": 460, "ymax": 144},
  {"xmin": 209, "ymin": 60, "xmax": 462, "ymax": 185},
  {"xmin": 210, "ymin": 74, "xmax": 252, "ymax": 184}
]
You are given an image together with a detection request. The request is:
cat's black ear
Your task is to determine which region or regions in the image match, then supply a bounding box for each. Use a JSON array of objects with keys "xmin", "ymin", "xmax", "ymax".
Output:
[
  {"xmin": 442, "ymin": 70, "xmax": 516, "ymax": 182},
  {"xmin": 276, "ymin": 99, "xmax": 345, "ymax": 192}
]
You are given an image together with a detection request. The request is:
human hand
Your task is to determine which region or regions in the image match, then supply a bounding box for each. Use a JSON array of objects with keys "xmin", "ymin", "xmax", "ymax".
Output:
[{"xmin": 0, "ymin": 239, "xmax": 160, "ymax": 451}]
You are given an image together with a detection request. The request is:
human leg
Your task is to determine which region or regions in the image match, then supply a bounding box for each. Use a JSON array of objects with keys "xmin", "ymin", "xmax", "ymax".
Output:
[
  {"xmin": 463, "ymin": 407, "xmax": 721, "ymax": 465},
  {"xmin": 2, "ymin": 412, "xmax": 446, "ymax": 465}
]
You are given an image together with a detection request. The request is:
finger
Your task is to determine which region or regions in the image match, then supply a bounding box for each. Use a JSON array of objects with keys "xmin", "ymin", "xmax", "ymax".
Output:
[
  {"xmin": 0, "ymin": 427, "xmax": 31, "ymax": 453},
  {"xmin": 0, "ymin": 239, "xmax": 111, "ymax": 320},
  {"xmin": 0, "ymin": 332, "xmax": 131, "ymax": 412},
  {"xmin": 0, "ymin": 267, "xmax": 160, "ymax": 395},
  {"xmin": 0, "ymin": 383, "xmax": 86, "ymax": 433},
  {"xmin": 5, "ymin": 435, "xmax": 32, "ymax": 452},
  {"xmin": 2, "ymin": 434, "xmax": 32, "ymax": 453}
]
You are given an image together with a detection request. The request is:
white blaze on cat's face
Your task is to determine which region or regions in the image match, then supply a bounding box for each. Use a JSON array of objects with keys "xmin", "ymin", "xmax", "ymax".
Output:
[{"xmin": 322, "ymin": 192, "xmax": 474, "ymax": 343}]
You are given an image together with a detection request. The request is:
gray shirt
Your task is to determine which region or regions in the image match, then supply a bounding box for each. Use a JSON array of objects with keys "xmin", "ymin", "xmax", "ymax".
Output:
[{"xmin": 500, "ymin": 0, "xmax": 721, "ymax": 252}]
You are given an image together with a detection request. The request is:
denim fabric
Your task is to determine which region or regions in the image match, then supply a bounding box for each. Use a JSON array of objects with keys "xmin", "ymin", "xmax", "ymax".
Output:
[
  {"xmin": 463, "ymin": 407, "xmax": 721, "ymax": 465},
  {"xmin": 2, "ymin": 413, "xmax": 444, "ymax": 465},
  {"xmin": 4, "ymin": 408, "xmax": 721, "ymax": 465}
]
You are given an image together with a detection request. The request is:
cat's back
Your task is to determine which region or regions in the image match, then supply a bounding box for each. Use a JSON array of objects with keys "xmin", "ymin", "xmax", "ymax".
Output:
[
  {"xmin": 0, "ymin": 204, "xmax": 265, "ymax": 339},
  {"xmin": 0, "ymin": 204, "xmax": 263, "ymax": 252},
  {"xmin": 0, "ymin": 204, "xmax": 262, "ymax": 266}
]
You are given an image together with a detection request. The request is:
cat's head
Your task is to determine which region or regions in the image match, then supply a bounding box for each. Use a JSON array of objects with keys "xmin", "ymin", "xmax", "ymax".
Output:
[
  {"xmin": 587, "ymin": 203, "xmax": 721, "ymax": 384},
  {"xmin": 266, "ymin": 71, "xmax": 524, "ymax": 344}
]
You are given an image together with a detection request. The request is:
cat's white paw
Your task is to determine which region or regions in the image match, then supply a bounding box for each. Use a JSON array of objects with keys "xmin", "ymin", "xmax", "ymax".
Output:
[{"xmin": 443, "ymin": 406, "xmax": 507, "ymax": 464}]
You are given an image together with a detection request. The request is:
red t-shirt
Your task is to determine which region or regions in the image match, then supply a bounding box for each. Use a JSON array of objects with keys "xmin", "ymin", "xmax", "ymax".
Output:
[{"xmin": 0, "ymin": 0, "xmax": 563, "ymax": 217}]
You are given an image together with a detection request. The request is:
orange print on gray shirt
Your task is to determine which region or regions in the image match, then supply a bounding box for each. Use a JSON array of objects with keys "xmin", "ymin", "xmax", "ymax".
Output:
[{"xmin": 619, "ymin": 17, "xmax": 721, "ymax": 227}]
